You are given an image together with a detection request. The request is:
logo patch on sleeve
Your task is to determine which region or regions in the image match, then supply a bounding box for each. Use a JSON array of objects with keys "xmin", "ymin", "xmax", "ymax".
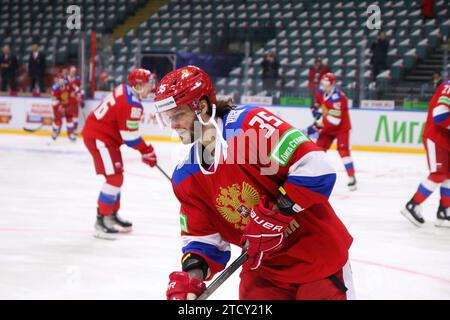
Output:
[
  {"xmin": 130, "ymin": 107, "xmax": 142, "ymax": 119},
  {"xmin": 180, "ymin": 213, "xmax": 188, "ymax": 233},
  {"xmin": 269, "ymin": 128, "xmax": 309, "ymax": 166},
  {"xmin": 126, "ymin": 120, "xmax": 140, "ymax": 129}
]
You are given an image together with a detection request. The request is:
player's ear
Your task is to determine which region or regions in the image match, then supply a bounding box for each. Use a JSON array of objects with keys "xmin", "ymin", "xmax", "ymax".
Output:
[{"xmin": 199, "ymin": 99, "xmax": 209, "ymax": 116}]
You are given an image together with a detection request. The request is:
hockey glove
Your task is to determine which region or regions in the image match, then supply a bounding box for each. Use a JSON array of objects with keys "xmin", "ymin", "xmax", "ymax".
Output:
[
  {"xmin": 241, "ymin": 196, "xmax": 292, "ymax": 271},
  {"xmin": 166, "ymin": 271, "xmax": 206, "ymax": 300},
  {"xmin": 306, "ymin": 122, "xmax": 322, "ymax": 136},
  {"xmin": 310, "ymin": 105, "xmax": 322, "ymax": 120},
  {"xmin": 141, "ymin": 144, "xmax": 157, "ymax": 167}
]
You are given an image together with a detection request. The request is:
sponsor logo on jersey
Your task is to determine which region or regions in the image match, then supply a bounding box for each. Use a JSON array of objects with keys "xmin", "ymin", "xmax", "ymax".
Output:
[
  {"xmin": 126, "ymin": 120, "xmax": 140, "ymax": 129},
  {"xmin": 269, "ymin": 128, "xmax": 309, "ymax": 166},
  {"xmin": 216, "ymin": 182, "xmax": 260, "ymax": 230},
  {"xmin": 180, "ymin": 213, "xmax": 188, "ymax": 233}
]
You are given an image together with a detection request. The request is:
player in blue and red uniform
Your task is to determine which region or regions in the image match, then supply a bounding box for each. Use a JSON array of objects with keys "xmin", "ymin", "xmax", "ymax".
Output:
[
  {"xmin": 308, "ymin": 72, "xmax": 356, "ymax": 190},
  {"xmin": 51, "ymin": 73, "xmax": 76, "ymax": 141},
  {"xmin": 401, "ymin": 80, "xmax": 450, "ymax": 227},
  {"xmin": 154, "ymin": 66, "xmax": 354, "ymax": 300},
  {"xmin": 82, "ymin": 68, "xmax": 158, "ymax": 239},
  {"xmin": 66, "ymin": 66, "xmax": 84, "ymax": 131}
]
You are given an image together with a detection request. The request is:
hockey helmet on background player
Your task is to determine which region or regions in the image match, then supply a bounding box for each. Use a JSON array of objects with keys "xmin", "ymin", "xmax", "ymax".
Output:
[
  {"xmin": 153, "ymin": 65, "xmax": 217, "ymax": 114},
  {"xmin": 320, "ymin": 72, "xmax": 336, "ymax": 89},
  {"xmin": 127, "ymin": 68, "xmax": 154, "ymax": 95}
]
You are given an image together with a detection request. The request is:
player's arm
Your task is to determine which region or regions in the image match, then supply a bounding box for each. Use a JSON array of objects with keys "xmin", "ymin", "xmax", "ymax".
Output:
[
  {"xmin": 244, "ymin": 108, "xmax": 336, "ymax": 212},
  {"xmin": 238, "ymin": 108, "xmax": 336, "ymax": 270},
  {"xmin": 433, "ymin": 84, "xmax": 450, "ymax": 129},
  {"xmin": 118, "ymin": 101, "xmax": 157, "ymax": 167},
  {"xmin": 317, "ymin": 95, "xmax": 344, "ymax": 128},
  {"xmin": 166, "ymin": 184, "xmax": 231, "ymax": 300}
]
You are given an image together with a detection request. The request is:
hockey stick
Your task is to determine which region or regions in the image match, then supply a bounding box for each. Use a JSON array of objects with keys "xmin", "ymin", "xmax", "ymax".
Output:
[
  {"xmin": 156, "ymin": 164, "xmax": 171, "ymax": 181},
  {"xmin": 196, "ymin": 242, "xmax": 249, "ymax": 300},
  {"xmin": 23, "ymin": 123, "xmax": 44, "ymax": 132}
]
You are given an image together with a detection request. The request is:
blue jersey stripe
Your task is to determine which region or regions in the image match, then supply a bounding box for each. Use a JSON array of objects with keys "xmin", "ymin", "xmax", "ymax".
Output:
[
  {"xmin": 124, "ymin": 137, "xmax": 143, "ymax": 147},
  {"xmin": 433, "ymin": 112, "xmax": 449, "ymax": 124},
  {"xmin": 182, "ymin": 241, "xmax": 231, "ymax": 267},
  {"xmin": 440, "ymin": 187, "xmax": 450, "ymax": 197},
  {"xmin": 98, "ymin": 192, "xmax": 117, "ymax": 205},
  {"xmin": 124, "ymin": 84, "xmax": 142, "ymax": 107},
  {"xmin": 286, "ymin": 173, "xmax": 336, "ymax": 198},
  {"xmin": 172, "ymin": 148, "xmax": 200, "ymax": 187},
  {"xmin": 418, "ymin": 184, "xmax": 433, "ymax": 197}
]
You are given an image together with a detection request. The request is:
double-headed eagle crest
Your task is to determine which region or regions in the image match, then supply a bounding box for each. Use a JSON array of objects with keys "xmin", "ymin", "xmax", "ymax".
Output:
[{"xmin": 216, "ymin": 182, "xmax": 260, "ymax": 230}]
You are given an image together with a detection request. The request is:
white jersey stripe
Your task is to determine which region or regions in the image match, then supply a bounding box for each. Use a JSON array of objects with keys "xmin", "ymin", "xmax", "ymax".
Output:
[
  {"xmin": 120, "ymin": 130, "xmax": 141, "ymax": 142},
  {"xmin": 182, "ymin": 233, "xmax": 231, "ymax": 252},
  {"xmin": 96, "ymin": 140, "xmax": 115, "ymax": 175},
  {"xmin": 288, "ymin": 151, "xmax": 336, "ymax": 178},
  {"xmin": 426, "ymin": 139, "xmax": 437, "ymax": 172}
]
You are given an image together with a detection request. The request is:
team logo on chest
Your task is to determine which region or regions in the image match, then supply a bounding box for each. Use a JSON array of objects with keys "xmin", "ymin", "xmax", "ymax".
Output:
[{"xmin": 215, "ymin": 182, "xmax": 260, "ymax": 230}]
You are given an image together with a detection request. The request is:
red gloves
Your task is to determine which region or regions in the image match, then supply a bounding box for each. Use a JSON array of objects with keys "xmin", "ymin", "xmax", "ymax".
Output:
[
  {"xmin": 141, "ymin": 144, "xmax": 157, "ymax": 167},
  {"xmin": 166, "ymin": 271, "xmax": 206, "ymax": 300},
  {"xmin": 241, "ymin": 196, "xmax": 293, "ymax": 271}
]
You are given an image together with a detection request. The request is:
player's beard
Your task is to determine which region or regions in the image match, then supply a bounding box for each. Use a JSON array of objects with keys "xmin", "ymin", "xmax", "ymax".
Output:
[{"xmin": 175, "ymin": 120, "xmax": 199, "ymax": 145}]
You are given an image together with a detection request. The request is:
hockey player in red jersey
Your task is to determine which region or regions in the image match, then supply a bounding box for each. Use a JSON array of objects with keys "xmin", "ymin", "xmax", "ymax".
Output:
[
  {"xmin": 154, "ymin": 66, "xmax": 354, "ymax": 300},
  {"xmin": 308, "ymin": 72, "xmax": 357, "ymax": 191},
  {"xmin": 51, "ymin": 74, "xmax": 76, "ymax": 141},
  {"xmin": 401, "ymin": 80, "xmax": 450, "ymax": 227},
  {"xmin": 66, "ymin": 66, "xmax": 84, "ymax": 131},
  {"xmin": 82, "ymin": 68, "xmax": 158, "ymax": 239}
]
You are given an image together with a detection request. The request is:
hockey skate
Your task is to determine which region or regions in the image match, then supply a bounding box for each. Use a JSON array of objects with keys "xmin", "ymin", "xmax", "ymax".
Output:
[
  {"xmin": 94, "ymin": 213, "xmax": 119, "ymax": 240},
  {"xmin": 110, "ymin": 212, "xmax": 133, "ymax": 233},
  {"xmin": 68, "ymin": 133, "xmax": 77, "ymax": 142},
  {"xmin": 435, "ymin": 206, "xmax": 450, "ymax": 228},
  {"xmin": 401, "ymin": 199, "xmax": 425, "ymax": 227},
  {"xmin": 51, "ymin": 127, "xmax": 61, "ymax": 141},
  {"xmin": 348, "ymin": 176, "xmax": 357, "ymax": 191}
]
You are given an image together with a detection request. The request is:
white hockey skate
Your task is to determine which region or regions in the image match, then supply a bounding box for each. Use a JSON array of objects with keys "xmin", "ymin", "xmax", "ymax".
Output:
[
  {"xmin": 94, "ymin": 214, "xmax": 119, "ymax": 240},
  {"xmin": 401, "ymin": 199, "xmax": 425, "ymax": 227},
  {"xmin": 435, "ymin": 206, "xmax": 450, "ymax": 228},
  {"xmin": 68, "ymin": 133, "xmax": 77, "ymax": 142},
  {"xmin": 348, "ymin": 176, "xmax": 357, "ymax": 191}
]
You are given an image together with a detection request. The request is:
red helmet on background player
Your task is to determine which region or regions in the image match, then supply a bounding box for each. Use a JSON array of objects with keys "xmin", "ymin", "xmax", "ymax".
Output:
[
  {"xmin": 153, "ymin": 65, "xmax": 217, "ymax": 114},
  {"xmin": 128, "ymin": 68, "xmax": 151, "ymax": 87},
  {"xmin": 320, "ymin": 72, "xmax": 336, "ymax": 88},
  {"xmin": 127, "ymin": 68, "xmax": 154, "ymax": 97}
]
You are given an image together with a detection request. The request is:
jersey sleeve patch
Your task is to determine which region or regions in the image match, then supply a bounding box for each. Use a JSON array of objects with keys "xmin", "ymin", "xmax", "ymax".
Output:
[{"xmin": 269, "ymin": 128, "xmax": 310, "ymax": 166}]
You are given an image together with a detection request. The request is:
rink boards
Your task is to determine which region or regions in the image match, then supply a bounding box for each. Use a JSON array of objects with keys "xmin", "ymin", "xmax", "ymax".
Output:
[{"xmin": 0, "ymin": 95, "xmax": 426, "ymax": 153}]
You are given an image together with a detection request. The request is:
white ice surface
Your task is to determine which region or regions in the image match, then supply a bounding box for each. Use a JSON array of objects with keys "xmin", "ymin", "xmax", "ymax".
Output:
[{"xmin": 0, "ymin": 134, "xmax": 449, "ymax": 300}]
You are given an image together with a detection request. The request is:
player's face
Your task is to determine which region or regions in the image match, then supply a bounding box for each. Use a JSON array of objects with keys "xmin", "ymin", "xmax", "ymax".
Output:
[{"xmin": 163, "ymin": 104, "xmax": 196, "ymax": 144}]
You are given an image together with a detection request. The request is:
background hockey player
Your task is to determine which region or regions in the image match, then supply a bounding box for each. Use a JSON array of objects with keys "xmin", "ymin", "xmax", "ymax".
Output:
[
  {"xmin": 50, "ymin": 73, "xmax": 76, "ymax": 141},
  {"xmin": 82, "ymin": 68, "xmax": 158, "ymax": 240},
  {"xmin": 66, "ymin": 66, "xmax": 84, "ymax": 131},
  {"xmin": 401, "ymin": 80, "xmax": 450, "ymax": 227},
  {"xmin": 154, "ymin": 66, "xmax": 354, "ymax": 300},
  {"xmin": 308, "ymin": 72, "xmax": 357, "ymax": 191}
]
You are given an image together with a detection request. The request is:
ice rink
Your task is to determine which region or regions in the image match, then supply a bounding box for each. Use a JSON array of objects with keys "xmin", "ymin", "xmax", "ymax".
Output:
[{"xmin": 0, "ymin": 133, "xmax": 449, "ymax": 300}]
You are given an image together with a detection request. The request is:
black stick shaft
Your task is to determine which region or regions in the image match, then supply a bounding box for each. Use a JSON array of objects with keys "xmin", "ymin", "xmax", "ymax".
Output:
[
  {"xmin": 156, "ymin": 164, "xmax": 171, "ymax": 181},
  {"xmin": 196, "ymin": 248, "xmax": 248, "ymax": 300}
]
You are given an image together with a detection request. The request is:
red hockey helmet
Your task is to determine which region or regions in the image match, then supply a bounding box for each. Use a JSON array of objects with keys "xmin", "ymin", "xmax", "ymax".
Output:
[
  {"xmin": 127, "ymin": 68, "xmax": 152, "ymax": 87},
  {"xmin": 320, "ymin": 72, "xmax": 336, "ymax": 87},
  {"xmin": 153, "ymin": 65, "xmax": 217, "ymax": 113}
]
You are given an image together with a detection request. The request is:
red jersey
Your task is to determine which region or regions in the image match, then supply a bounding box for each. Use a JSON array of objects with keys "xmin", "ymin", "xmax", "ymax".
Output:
[
  {"xmin": 51, "ymin": 82, "xmax": 72, "ymax": 107},
  {"xmin": 172, "ymin": 105, "xmax": 353, "ymax": 284},
  {"xmin": 315, "ymin": 87, "xmax": 351, "ymax": 135},
  {"xmin": 423, "ymin": 80, "xmax": 450, "ymax": 151},
  {"xmin": 67, "ymin": 75, "xmax": 82, "ymax": 106},
  {"xmin": 82, "ymin": 84, "xmax": 145, "ymax": 147}
]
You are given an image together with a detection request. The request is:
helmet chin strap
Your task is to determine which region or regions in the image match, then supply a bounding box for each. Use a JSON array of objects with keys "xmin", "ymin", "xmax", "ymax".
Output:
[{"xmin": 195, "ymin": 103, "xmax": 228, "ymax": 175}]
